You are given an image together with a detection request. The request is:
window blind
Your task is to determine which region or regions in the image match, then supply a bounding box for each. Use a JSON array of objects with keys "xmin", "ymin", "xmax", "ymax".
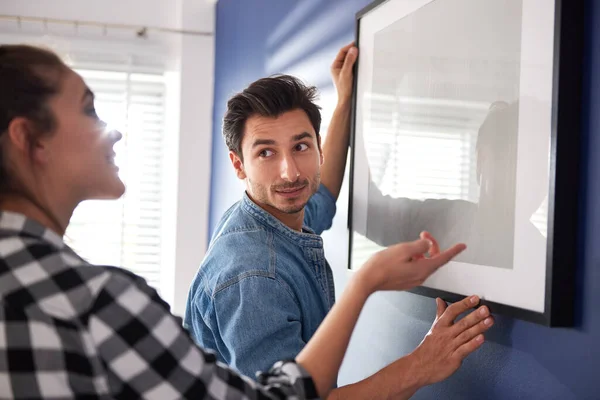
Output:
[
  {"xmin": 365, "ymin": 94, "xmax": 484, "ymax": 203},
  {"xmin": 64, "ymin": 67, "xmax": 166, "ymax": 293}
]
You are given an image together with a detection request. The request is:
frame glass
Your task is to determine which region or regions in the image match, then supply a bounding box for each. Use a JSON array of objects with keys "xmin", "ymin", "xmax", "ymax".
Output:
[{"xmin": 347, "ymin": 0, "xmax": 584, "ymax": 326}]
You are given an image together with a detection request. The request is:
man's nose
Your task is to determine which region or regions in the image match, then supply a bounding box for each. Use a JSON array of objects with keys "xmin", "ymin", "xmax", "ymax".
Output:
[{"xmin": 280, "ymin": 153, "xmax": 300, "ymax": 181}]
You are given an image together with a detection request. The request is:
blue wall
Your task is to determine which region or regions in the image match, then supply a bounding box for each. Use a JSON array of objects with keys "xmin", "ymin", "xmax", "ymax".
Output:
[
  {"xmin": 209, "ymin": 0, "xmax": 370, "ymax": 232},
  {"xmin": 209, "ymin": 0, "xmax": 600, "ymax": 398}
]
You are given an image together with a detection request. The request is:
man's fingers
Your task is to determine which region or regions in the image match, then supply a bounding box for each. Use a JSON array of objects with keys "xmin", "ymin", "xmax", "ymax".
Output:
[
  {"xmin": 341, "ymin": 46, "xmax": 358, "ymax": 74},
  {"xmin": 331, "ymin": 42, "xmax": 355, "ymax": 70},
  {"xmin": 453, "ymin": 334, "xmax": 485, "ymax": 361},
  {"xmin": 436, "ymin": 295, "xmax": 480, "ymax": 327},
  {"xmin": 338, "ymin": 42, "xmax": 355, "ymax": 54}
]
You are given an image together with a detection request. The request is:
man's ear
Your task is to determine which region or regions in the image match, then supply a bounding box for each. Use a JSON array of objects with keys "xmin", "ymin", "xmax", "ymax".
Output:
[
  {"xmin": 229, "ymin": 151, "xmax": 247, "ymax": 180},
  {"xmin": 7, "ymin": 117, "xmax": 47, "ymax": 163}
]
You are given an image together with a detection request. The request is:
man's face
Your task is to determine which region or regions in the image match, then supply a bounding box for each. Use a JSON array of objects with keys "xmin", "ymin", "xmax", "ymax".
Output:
[{"xmin": 230, "ymin": 109, "xmax": 323, "ymax": 217}]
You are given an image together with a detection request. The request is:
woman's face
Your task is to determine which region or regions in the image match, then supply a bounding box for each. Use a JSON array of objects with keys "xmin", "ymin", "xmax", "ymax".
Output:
[{"xmin": 40, "ymin": 68, "xmax": 125, "ymax": 202}]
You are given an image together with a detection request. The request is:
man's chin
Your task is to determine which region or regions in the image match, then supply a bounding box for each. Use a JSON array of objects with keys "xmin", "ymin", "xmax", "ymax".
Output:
[
  {"xmin": 274, "ymin": 199, "xmax": 308, "ymax": 215},
  {"xmin": 280, "ymin": 206, "xmax": 305, "ymax": 215}
]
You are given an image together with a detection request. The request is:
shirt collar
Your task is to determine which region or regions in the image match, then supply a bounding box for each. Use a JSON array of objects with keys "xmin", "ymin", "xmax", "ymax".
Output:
[
  {"xmin": 240, "ymin": 192, "xmax": 323, "ymax": 248},
  {"xmin": 0, "ymin": 210, "xmax": 65, "ymax": 249}
]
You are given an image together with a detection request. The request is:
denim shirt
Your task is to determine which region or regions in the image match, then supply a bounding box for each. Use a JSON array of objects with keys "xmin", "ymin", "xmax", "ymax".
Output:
[{"xmin": 183, "ymin": 184, "xmax": 337, "ymax": 379}]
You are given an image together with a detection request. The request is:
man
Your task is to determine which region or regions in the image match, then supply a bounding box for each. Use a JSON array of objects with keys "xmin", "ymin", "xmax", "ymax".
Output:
[{"xmin": 184, "ymin": 44, "xmax": 494, "ymax": 398}]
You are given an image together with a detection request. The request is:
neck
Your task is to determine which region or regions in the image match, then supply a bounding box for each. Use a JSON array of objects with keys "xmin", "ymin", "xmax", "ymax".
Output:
[
  {"xmin": 247, "ymin": 193, "xmax": 305, "ymax": 231},
  {"xmin": 271, "ymin": 208, "xmax": 305, "ymax": 232},
  {"xmin": 0, "ymin": 195, "xmax": 75, "ymax": 236}
]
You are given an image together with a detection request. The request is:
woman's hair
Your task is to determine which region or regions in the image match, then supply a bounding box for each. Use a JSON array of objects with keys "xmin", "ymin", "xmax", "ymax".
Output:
[
  {"xmin": 0, "ymin": 44, "xmax": 67, "ymax": 194},
  {"xmin": 0, "ymin": 44, "xmax": 71, "ymax": 233}
]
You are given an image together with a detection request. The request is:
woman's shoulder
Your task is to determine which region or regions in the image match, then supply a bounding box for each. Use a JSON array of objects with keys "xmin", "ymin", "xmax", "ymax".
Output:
[{"xmin": 1, "ymin": 235, "xmax": 160, "ymax": 320}]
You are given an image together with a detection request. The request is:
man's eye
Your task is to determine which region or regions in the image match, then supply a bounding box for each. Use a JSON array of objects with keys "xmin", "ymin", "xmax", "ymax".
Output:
[
  {"xmin": 296, "ymin": 143, "xmax": 309, "ymax": 151},
  {"xmin": 259, "ymin": 149, "xmax": 274, "ymax": 158}
]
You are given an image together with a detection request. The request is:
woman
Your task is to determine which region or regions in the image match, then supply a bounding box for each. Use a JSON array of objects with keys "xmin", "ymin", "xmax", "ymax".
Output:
[{"xmin": 0, "ymin": 44, "xmax": 488, "ymax": 399}]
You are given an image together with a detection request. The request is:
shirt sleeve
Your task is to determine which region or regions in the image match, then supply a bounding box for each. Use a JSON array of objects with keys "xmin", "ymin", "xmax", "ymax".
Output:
[
  {"xmin": 87, "ymin": 269, "xmax": 318, "ymax": 400},
  {"xmin": 303, "ymin": 184, "xmax": 337, "ymax": 235},
  {"xmin": 208, "ymin": 275, "xmax": 308, "ymax": 381}
]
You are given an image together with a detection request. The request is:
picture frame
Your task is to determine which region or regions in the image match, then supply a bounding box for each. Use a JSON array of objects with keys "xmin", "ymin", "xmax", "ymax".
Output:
[{"xmin": 347, "ymin": 0, "xmax": 584, "ymax": 327}]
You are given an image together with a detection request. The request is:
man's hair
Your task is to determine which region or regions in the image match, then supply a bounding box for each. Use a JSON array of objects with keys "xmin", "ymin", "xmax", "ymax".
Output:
[{"xmin": 222, "ymin": 74, "xmax": 322, "ymax": 159}]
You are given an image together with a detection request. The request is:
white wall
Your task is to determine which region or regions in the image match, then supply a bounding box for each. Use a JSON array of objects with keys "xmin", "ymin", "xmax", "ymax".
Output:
[
  {"xmin": 171, "ymin": 0, "xmax": 215, "ymax": 316},
  {"xmin": 0, "ymin": 0, "xmax": 214, "ymax": 33},
  {"xmin": 0, "ymin": 0, "xmax": 215, "ymax": 316}
]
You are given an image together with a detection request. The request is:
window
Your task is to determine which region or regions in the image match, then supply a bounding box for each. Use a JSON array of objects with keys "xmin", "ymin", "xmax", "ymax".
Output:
[{"xmin": 64, "ymin": 67, "xmax": 167, "ymax": 294}]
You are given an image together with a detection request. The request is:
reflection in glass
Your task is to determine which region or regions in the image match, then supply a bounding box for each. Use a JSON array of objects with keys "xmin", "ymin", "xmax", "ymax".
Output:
[{"xmin": 351, "ymin": 0, "xmax": 549, "ymax": 271}]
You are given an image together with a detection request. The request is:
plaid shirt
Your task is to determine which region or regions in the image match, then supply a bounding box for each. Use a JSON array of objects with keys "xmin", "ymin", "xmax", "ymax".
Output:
[{"xmin": 0, "ymin": 211, "xmax": 319, "ymax": 399}]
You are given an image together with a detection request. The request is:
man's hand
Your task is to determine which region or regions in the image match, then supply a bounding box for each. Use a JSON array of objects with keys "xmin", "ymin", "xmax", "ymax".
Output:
[
  {"xmin": 409, "ymin": 295, "xmax": 494, "ymax": 386},
  {"xmin": 330, "ymin": 43, "xmax": 358, "ymax": 104},
  {"xmin": 319, "ymin": 43, "xmax": 358, "ymax": 200}
]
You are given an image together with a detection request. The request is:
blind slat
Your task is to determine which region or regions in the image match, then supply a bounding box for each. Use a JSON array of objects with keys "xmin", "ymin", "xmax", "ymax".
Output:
[{"xmin": 65, "ymin": 66, "xmax": 166, "ymax": 294}]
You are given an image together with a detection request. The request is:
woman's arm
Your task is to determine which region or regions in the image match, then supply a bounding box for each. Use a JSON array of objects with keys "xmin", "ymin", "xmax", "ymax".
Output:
[
  {"xmin": 89, "ymin": 268, "xmax": 318, "ymax": 400},
  {"xmin": 296, "ymin": 238, "xmax": 493, "ymax": 399}
]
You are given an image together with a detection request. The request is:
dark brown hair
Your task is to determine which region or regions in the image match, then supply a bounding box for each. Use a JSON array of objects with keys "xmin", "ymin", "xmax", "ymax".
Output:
[
  {"xmin": 222, "ymin": 74, "xmax": 322, "ymax": 159},
  {"xmin": 0, "ymin": 44, "xmax": 67, "ymax": 194}
]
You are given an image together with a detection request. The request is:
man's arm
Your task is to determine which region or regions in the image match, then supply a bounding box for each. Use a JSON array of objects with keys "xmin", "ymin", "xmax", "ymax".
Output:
[
  {"xmin": 211, "ymin": 275, "xmax": 307, "ymax": 378},
  {"xmin": 304, "ymin": 183, "xmax": 337, "ymax": 234},
  {"xmin": 320, "ymin": 43, "xmax": 357, "ymax": 200}
]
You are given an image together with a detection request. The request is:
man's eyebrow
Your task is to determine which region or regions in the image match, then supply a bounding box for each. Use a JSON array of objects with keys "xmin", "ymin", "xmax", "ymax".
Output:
[
  {"xmin": 252, "ymin": 138, "xmax": 277, "ymax": 148},
  {"xmin": 292, "ymin": 132, "xmax": 312, "ymax": 141}
]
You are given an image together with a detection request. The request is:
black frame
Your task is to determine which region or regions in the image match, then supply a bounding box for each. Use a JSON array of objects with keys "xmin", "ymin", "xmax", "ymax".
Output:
[{"xmin": 347, "ymin": 0, "xmax": 584, "ymax": 327}]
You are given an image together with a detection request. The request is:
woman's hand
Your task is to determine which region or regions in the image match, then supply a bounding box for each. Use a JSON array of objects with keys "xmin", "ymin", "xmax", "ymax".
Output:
[{"xmin": 358, "ymin": 232, "xmax": 465, "ymax": 295}]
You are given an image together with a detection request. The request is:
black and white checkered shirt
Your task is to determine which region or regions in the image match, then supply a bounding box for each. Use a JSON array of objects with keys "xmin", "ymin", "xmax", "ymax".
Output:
[{"xmin": 0, "ymin": 211, "xmax": 319, "ymax": 399}]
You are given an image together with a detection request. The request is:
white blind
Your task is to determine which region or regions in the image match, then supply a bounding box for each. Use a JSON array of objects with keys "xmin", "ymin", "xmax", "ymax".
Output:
[
  {"xmin": 65, "ymin": 67, "xmax": 166, "ymax": 293},
  {"xmin": 365, "ymin": 94, "xmax": 485, "ymax": 203}
]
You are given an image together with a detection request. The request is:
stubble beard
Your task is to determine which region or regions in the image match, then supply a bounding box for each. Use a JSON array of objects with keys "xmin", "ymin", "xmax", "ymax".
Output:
[{"xmin": 249, "ymin": 172, "xmax": 320, "ymax": 215}]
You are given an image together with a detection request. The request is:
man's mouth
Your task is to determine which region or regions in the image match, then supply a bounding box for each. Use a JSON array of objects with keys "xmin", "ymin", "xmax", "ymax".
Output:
[{"xmin": 275, "ymin": 185, "xmax": 307, "ymax": 198}]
